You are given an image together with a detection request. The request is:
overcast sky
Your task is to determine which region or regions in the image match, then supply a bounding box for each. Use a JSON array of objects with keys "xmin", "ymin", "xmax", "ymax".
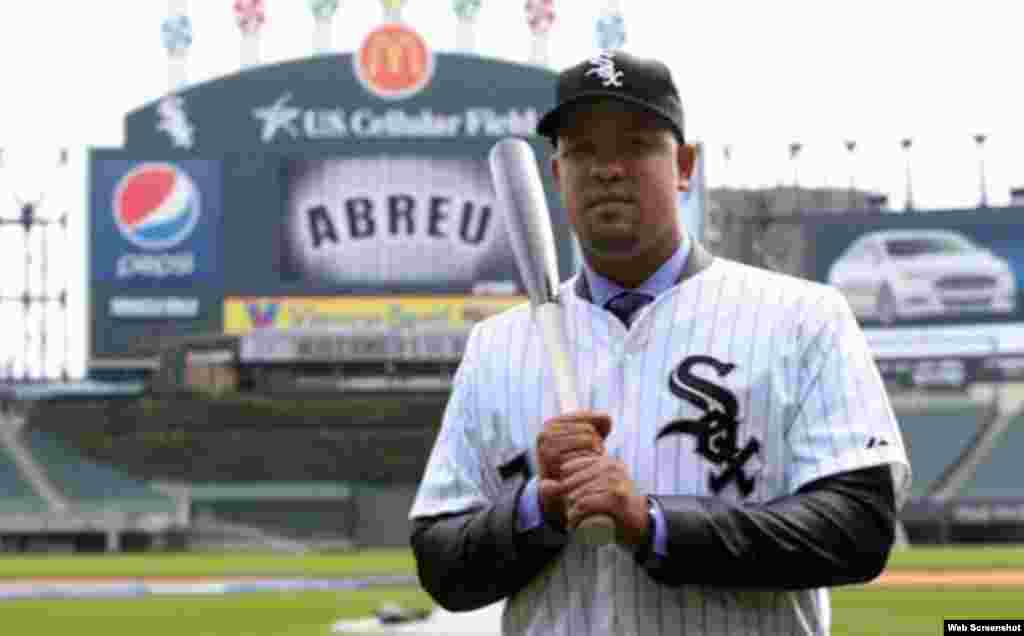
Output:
[
  {"xmin": 0, "ymin": 1, "xmax": 1020, "ymax": 377},
  {"xmin": 0, "ymin": 0, "xmax": 1020, "ymax": 208}
]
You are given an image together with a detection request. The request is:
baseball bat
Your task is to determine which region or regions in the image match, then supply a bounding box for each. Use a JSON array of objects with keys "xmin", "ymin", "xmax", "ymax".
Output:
[{"xmin": 488, "ymin": 137, "xmax": 616, "ymax": 547}]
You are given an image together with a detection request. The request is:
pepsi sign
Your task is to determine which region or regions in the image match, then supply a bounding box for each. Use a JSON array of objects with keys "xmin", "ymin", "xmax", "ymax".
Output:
[
  {"xmin": 90, "ymin": 158, "xmax": 220, "ymax": 285},
  {"xmin": 113, "ymin": 163, "xmax": 200, "ymax": 250}
]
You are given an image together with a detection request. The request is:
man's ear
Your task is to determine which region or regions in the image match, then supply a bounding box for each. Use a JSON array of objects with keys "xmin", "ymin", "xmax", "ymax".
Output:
[
  {"xmin": 550, "ymin": 152, "xmax": 562, "ymax": 187},
  {"xmin": 677, "ymin": 143, "xmax": 697, "ymax": 192}
]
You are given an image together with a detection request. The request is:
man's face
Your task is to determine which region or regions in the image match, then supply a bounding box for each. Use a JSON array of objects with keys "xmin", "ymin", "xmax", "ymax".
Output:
[{"xmin": 551, "ymin": 100, "xmax": 691, "ymax": 262}]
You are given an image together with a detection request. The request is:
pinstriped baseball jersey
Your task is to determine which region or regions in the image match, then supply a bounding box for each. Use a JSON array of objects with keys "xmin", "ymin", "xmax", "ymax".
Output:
[{"xmin": 410, "ymin": 257, "xmax": 911, "ymax": 636}]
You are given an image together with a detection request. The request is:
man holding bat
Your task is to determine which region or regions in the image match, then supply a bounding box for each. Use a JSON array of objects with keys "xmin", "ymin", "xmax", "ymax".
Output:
[{"xmin": 409, "ymin": 50, "xmax": 910, "ymax": 635}]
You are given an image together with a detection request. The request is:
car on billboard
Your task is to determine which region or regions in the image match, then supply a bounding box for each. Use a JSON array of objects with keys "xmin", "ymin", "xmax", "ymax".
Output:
[{"xmin": 826, "ymin": 229, "xmax": 1017, "ymax": 324}]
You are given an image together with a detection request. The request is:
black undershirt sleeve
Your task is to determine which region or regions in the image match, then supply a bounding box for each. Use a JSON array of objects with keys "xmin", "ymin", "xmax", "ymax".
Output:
[
  {"xmin": 641, "ymin": 464, "xmax": 896, "ymax": 589},
  {"xmin": 410, "ymin": 464, "xmax": 895, "ymax": 611},
  {"xmin": 410, "ymin": 478, "xmax": 568, "ymax": 612}
]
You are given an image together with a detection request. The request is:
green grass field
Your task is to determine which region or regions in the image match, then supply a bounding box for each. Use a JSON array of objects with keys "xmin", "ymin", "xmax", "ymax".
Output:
[
  {"xmin": 1, "ymin": 545, "xmax": 1019, "ymax": 579},
  {"xmin": 831, "ymin": 587, "xmax": 1023, "ymax": 636},
  {"xmin": 1, "ymin": 588, "xmax": 434, "ymax": 636},
  {"xmin": 0, "ymin": 549, "xmax": 418, "ymax": 579},
  {"xmin": 0, "ymin": 546, "xmax": 1020, "ymax": 635},
  {"xmin": 885, "ymin": 544, "xmax": 1024, "ymax": 570}
]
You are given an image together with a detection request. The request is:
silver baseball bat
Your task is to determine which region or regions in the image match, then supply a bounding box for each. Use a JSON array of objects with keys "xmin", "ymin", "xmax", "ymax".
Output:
[{"xmin": 488, "ymin": 137, "xmax": 616, "ymax": 547}]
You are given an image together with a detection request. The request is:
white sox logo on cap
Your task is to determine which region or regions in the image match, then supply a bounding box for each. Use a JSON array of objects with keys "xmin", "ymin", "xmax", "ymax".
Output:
[{"xmin": 584, "ymin": 50, "xmax": 623, "ymax": 88}]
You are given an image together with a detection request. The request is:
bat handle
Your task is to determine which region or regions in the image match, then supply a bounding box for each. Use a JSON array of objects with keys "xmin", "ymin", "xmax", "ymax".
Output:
[
  {"xmin": 535, "ymin": 303, "xmax": 618, "ymax": 547},
  {"xmin": 574, "ymin": 514, "xmax": 618, "ymax": 547}
]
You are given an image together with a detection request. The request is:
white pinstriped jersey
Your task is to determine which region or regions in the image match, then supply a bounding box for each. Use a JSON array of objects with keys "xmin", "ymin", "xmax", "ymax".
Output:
[{"xmin": 410, "ymin": 257, "xmax": 912, "ymax": 636}]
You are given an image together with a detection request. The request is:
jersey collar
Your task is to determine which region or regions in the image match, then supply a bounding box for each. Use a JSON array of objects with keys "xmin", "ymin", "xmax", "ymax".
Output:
[{"xmin": 581, "ymin": 232, "xmax": 691, "ymax": 308}]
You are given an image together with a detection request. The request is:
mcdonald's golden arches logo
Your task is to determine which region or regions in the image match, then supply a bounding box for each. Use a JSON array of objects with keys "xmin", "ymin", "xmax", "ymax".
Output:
[{"xmin": 354, "ymin": 23, "xmax": 435, "ymax": 100}]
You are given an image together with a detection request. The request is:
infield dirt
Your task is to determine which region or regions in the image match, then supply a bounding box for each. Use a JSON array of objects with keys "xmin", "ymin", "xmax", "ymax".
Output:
[{"xmin": 873, "ymin": 570, "xmax": 1024, "ymax": 586}]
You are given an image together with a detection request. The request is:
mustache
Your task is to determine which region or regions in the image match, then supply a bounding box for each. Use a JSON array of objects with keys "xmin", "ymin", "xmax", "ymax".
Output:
[{"xmin": 583, "ymin": 191, "xmax": 636, "ymax": 208}]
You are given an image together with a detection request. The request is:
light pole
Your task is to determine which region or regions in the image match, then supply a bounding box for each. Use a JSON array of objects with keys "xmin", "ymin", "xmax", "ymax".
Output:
[
  {"xmin": 789, "ymin": 142, "xmax": 802, "ymax": 212},
  {"xmin": 845, "ymin": 140, "xmax": 857, "ymax": 209},
  {"xmin": 974, "ymin": 133, "xmax": 988, "ymax": 208},
  {"xmin": 900, "ymin": 138, "xmax": 914, "ymax": 212},
  {"xmin": 722, "ymin": 144, "xmax": 732, "ymax": 188}
]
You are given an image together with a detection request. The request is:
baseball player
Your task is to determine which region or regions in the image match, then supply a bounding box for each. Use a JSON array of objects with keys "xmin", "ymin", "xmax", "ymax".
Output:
[{"xmin": 409, "ymin": 51, "xmax": 911, "ymax": 636}]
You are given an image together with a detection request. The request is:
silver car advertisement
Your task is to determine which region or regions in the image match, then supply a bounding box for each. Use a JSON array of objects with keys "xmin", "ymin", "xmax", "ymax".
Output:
[
  {"xmin": 807, "ymin": 213, "xmax": 1022, "ymax": 327},
  {"xmin": 805, "ymin": 210, "xmax": 1024, "ymax": 378}
]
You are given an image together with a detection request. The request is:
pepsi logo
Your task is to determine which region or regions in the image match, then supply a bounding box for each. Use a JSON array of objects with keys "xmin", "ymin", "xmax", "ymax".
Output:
[{"xmin": 113, "ymin": 163, "xmax": 200, "ymax": 250}]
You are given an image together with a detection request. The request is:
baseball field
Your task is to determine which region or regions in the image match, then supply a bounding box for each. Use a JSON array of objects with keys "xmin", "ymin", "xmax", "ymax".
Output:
[{"xmin": 0, "ymin": 546, "xmax": 1021, "ymax": 635}]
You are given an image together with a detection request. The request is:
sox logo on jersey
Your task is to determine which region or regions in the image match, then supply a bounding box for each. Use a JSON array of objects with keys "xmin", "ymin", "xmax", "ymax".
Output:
[{"xmin": 659, "ymin": 355, "xmax": 762, "ymax": 497}]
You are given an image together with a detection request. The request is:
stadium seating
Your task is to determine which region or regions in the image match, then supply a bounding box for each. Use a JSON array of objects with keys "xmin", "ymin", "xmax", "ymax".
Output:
[
  {"xmin": 0, "ymin": 442, "xmax": 48, "ymax": 514},
  {"xmin": 19, "ymin": 429, "xmax": 175, "ymax": 515},
  {"xmin": 896, "ymin": 405, "xmax": 991, "ymax": 498},
  {"xmin": 958, "ymin": 413, "xmax": 1024, "ymax": 498}
]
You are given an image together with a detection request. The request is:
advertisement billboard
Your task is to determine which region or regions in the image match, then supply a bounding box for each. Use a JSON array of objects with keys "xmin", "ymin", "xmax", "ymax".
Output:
[
  {"xmin": 123, "ymin": 26, "xmax": 553, "ymax": 154},
  {"xmin": 89, "ymin": 159, "xmax": 221, "ymax": 285},
  {"xmin": 804, "ymin": 210, "xmax": 1024, "ymax": 386},
  {"xmin": 281, "ymin": 156, "xmax": 522, "ymax": 294},
  {"xmin": 813, "ymin": 226, "xmax": 1018, "ymax": 327},
  {"xmin": 88, "ymin": 24, "xmax": 567, "ymax": 365},
  {"xmin": 224, "ymin": 296, "xmax": 523, "ymax": 334},
  {"xmin": 88, "ymin": 157, "xmax": 224, "ymax": 360}
]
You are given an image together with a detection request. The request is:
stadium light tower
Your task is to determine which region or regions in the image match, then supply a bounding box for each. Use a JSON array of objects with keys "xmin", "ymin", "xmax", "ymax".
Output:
[
  {"xmin": 974, "ymin": 133, "xmax": 989, "ymax": 208},
  {"xmin": 0, "ymin": 147, "xmax": 71, "ymax": 382}
]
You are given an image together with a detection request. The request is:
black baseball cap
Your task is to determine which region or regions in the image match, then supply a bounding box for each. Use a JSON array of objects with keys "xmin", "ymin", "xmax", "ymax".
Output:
[{"xmin": 537, "ymin": 50, "xmax": 685, "ymax": 145}]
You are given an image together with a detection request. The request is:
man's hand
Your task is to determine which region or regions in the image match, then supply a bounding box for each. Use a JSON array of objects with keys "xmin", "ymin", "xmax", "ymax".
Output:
[
  {"xmin": 560, "ymin": 454, "xmax": 650, "ymax": 550},
  {"xmin": 537, "ymin": 412, "xmax": 611, "ymax": 480},
  {"xmin": 535, "ymin": 412, "xmax": 612, "ymax": 529}
]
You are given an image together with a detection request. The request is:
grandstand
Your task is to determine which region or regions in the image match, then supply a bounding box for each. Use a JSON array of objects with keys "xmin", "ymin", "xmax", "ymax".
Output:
[
  {"xmin": 0, "ymin": 382, "xmax": 184, "ymax": 552},
  {"xmin": 893, "ymin": 397, "xmax": 995, "ymax": 500},
  {"xmin": 958, "ymin": 412, "xmax": 1024, "ymax": 498},
  {"xmin": 0, "ymin": 441, "xmax": 48, "ymax": 516},
  {"xmin": 4, "ymin": 336, "xmax": 1023, "ymax": 552},
  {"xmin": 892, "ymin": 383, "xmax": 1024, "ymax": 543},
  {"xmin": 21, "ymin": 428, "xmax": 177, "ymax": 515},
  {"xmin": 6, "ymin": 367, "xmax": 435, "ymax": 552},
  {"xmin": 922, "ymin": 384, "xmax": 1024, "ymax": 501}
]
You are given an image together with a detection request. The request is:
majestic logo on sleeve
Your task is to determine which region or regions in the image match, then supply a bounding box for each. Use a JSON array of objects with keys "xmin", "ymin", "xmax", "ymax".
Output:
[{"xmin": 658, "ymin": 355, "xmax": 761, "ymax": 497}]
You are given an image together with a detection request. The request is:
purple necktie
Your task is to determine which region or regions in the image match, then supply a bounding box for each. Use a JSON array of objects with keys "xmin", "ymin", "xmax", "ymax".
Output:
[{"xmin": 605, "ymin": 291, "xmax": 654, "ymax": 327}]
